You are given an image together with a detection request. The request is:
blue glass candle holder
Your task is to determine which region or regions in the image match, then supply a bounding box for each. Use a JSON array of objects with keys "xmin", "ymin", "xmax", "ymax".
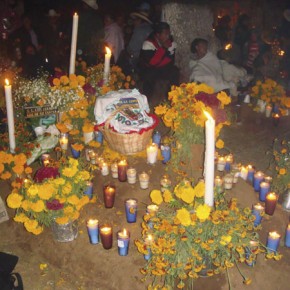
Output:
[
  {"xmin": 144, "ymin": 247, "xmax": 152, "ymax": 261},
  {"xmin": 71, "ymin": 146, "xmax": 81, "ymax": 159},
  {"xmin": 224, "ymin": 162, "xmax": 231, "ymax": 171},
  {"xmin": 87, "ymin": 219, "xmax": 99, "ymax": 244},
  {"xmin": 125, "ymin": 198, "xmax": 137, "ymax": 223},
  {"xmin": 152, "ymin": 131, "xmax": 161, "ymax": 147},
  {"xmin": 247, "ymin": 166, "xmax": 255, "ymax": 183},
  {"xmin": 161, "ymin": 144, "xmax": 171, "ymax": 164},
  {"xmin": 285, "ymin": 224, "xmax": 290, "ymax": 248},
  {"xmin": 253, "ymin": 172, "xmax": 264, "ymax": 192},
  {"xmin": 252, "ymin": 203, "xmax": 264, "ymax": 227},
  {"xmin": 84, "ymin": 181, "xmax": 93, "ymax": 199},
  {"xmin": 267, "ymin": 232, "xmax": 281, "ymax": 252},
  {"xmin": 117, "ymin": 229, "xmax": 130, "ymax": 256},
  {"xmin": 259, "ymin": 182, "xmax": 270, "ymax": 202},
  {"xmin": 94, "ymin": 130, "xmax": 103, "ymax": 144}
]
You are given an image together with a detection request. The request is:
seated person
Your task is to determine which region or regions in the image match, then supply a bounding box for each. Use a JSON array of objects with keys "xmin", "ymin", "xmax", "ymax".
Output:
[
  {"xmin": 139, "ymin": 22, "xmax": 179, "ymax": 101},
  {"xmin": 189, "ymin": 38, "xmax": 247, "ymax": 96}
]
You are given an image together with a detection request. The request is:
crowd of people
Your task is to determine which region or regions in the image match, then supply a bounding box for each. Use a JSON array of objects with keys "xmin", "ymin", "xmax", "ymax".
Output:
[{"xmin": 1, "ymin": 0, "xmax": 290, "ymax": 104}]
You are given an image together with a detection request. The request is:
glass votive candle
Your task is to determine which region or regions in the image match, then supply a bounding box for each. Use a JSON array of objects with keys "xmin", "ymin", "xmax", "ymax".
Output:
[
  {"xmin": 272, "ymin": 113, "xmax": 280, "ymax": 127},
  {"xmin": 84, "ymin": 181, "xmax": 93, "ymax": 199},
  {"xmin": 285, "ymin": 223, "xmax": 290, "ymax": 248},
  {"xmin": 253, "ymin": 171, "xmax": 264, "ymax": 192},
  {"xmin": 259, "ymin": 181, "xmax": 270, "ymax": 202},
  {"xmin": 252, "ymin": 203, "xmax": 265, "ymax": 227},
  {"xmin": 111, "ymin": 162, "xmax": 118, "ymax": 178},
  {"xmin": 86, "ymin": 219, "xmax": 99, "ymax": 244},
  {"xmin": 103, "ymin": 183, "xmax": 116, "ymax": 208},
  {"xmin": 99, "ymin": 224, "xmax": 113, "ymax": 249},
  {"xmin": 247, "ymin": 165, "xmax": 255, "ymax": 183},
  {"xmin": 146, "ymin": 143, "xmax": 158, "ymax": 165},
  {"xmin": 85, "ymin": 149, "xmax": 93, "ymax": 162},
  {"xmin": 127, "ymin": 167, "xmax": 137, "ymax": 184},
  {"xmin": 225, "ymin": 154, "xmax": 233, "ymax": 171},
  {"xmin": 265, "ymin": 192, "xmax": 278, "ymax": 216},
  {"xmin": 266, "ymin": 231, "xmax": 281, "ymax": 252},
  {"xmin": 240, "ymin": 166, "xmax": 248, "ymax": 180},
  {"xmin": 152, "ymin": 130, "xmax": 161, "ymax": 147},
  {"xmin": 59, "ymin": 133, "xmax": 68, "ymax": 150},
  {"xmin": 96, "ymin": 156, "xmax": 104, "ymax": 168},
  {"xmin": 146, "ymin": 204, "xmax": 159, "ymax": 229},
  {"xmin": 245, "ymin": 240, "xmax": 259, "ymax": 267},
  {"xmin": 264, "ymin": 176, "xmax": 273, "ymax": 184},
  {"xmin": 118, "ymin": 159, "xmax": 128, "ymax": 182},
  {"xmin": 161, "ymin": 143, "xmax": 171, "ymax": 164},
  {"xmin": 214, "ymin": 176, "xmax": 224, "ymax": 194},
  {"xmin": 41, "ymin": 154, "xmax": 50, "ymax": 167},
  {"xmin": 139, "ymin": 172, "xmax": 149, "ymax": 189},
  {"xmin": 89, "ymin": 150, "xmax": 97, "ymax": 164},
  {"xmin": 232, "ymin": 171, "xmax": 240, "ymax": 183},
  {"xmin": 125, "ymin": 198, "xmax": 138, "ymax": 223},
  {"xmin": 224, "ymin": 174, "xmax": 234, "ymax": 190},
  {"xmin": 101, "ymin": 161, "xmax": 109, "ymax": 176},
  {"xmin": 144, "ymin": 234, "xmax": 153, "ymax": 261},
  {"xmin": 117, "ymin": 229, "xmax": 130, "ymax": 256},
  {"xmin": 265, "ymin": 105, "xmax": 272, "ymax": 118},
  {"xmin": 217, "ymin": 156, "xmax": 226, "ymax": 171},
  {"xmin": 160, "ymin": 174, "xmax": 172, "ymax": 192}
]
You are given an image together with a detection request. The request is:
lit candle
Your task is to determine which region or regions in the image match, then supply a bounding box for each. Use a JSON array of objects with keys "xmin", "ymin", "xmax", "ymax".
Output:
[
  {"xmin": 87, "ymin": 219, "xmax": 99, "ymax": 244},
  {"xmin": 99, "ymin": 224, "xmax": 113, "ymax": 249},
  {"xmin": 41, "ymin": 154, "xmax": 50, "ymax": 167},
  {"xmin": 103, "ymin": 184, "xmax": 116, "ymax": 208},
  {"xmin": 126, "ymin": 167, "xmax": 137, "ymax": 184},
  {"xmin": 111, "ymin": 162, "xmax": 118, "ymax": 178},
  {"xmin": 59, "ymin": 133, "xmax": 68, "ymax": 150},
  {"xmin": 139, "ymin": 171, "xmax": 149, "ymax": 189},
  {"xmin": 253, "ymin": 171, "xmax": 264, "ymax": 192},
  {"xmin": 217, "ymin": 156, "xmax": 226, "ymax": 171},
  {"xmin": 118, "ymin": 159, "xmax": 128, "ymax": 182},
  {"xmin": 103, "ymin": 46, "xmax": 111, "ymax": 84},
  {"xmin": 89, "ymin": 150, "xmax": 97, "ymax": 164},
  {"xmin": 146, "ymin": 143, "xmax": 158, "ymax": 165},
  {"xmin": 285, "ymin": 223, "xmax": 290, "ymax": 248},
  {"xmin": 125, "ymin": 198, "xmax": 138, "ymax": 223},
  {"xmin": 223, "ymin": 174, "xmax": 234, "ymax": 190},
  {"xmin": 204, "ymin": 111, "xmax": 215, "ymax": 207},
  {"xmin": 240, "ymin": 166, "xmax": 248, "ymax": 180},
  {"xmin": 84, "ymin": 181, "xmax": 93, "ymax": 199},
  {"xmin": 69, "ymin": 12, "xmax": 79, "ymax": 75},
  {"xmin": 160, "ymin": 143, "xmax": 171, "ymax": 164},
  {"xmin": 265, "ymin": 105, "xmax": 272, "ymax": 118},
  {"xmin": 85, "ymin": 149, "xmax": 93, "ymax": 162},
  {"xmin": 265, "ymin": 192, "xmax": 278, "ymax": 216},
  {"xmin": 245, "ymin": 240, "xmax": 259, "ymax": 266},
  {"xmin": 146, "ymin": 204, "xmax": 159, "ymax": 229},
  {"xmin": 160, "ymin": 174, "xmax": 172, "ymax": 192},
  {"xmin": 247, "ymin": 165, "xmax": 255, "ymax": 183},
  {"xmin": 266, "ymin": 231, "xmax": 281, "ymax": 252},
  {"xmin": 4, "ymin": 79, "xmax": 15, "ymax": 153},
  {"xmin": 117, "ymin": 229, "xmax": 130, "ymax": 256},
  {"xmin": 71, "ymin": 144, "xmax": 81, "ymax": 159},
  {"xmin": 144, "ymin": 234, "xmax": 153, "ymax": 260},
  {"xmin": 101, "ymin": 161, "xmax": 109, "ymax": 176},
  {"xmin": 252, "ymin": 203, "xmax": 265, "ymax": 226},
  {"xmin": 214, "ymin": 176, "xmax": 224, "ymax": 194},
  {"xmin": 264, "ymin": 176, "xmax": 273, "ymax": 184},
  {"xmin": 272, "ymin": 113, "xmax": 280, "ymax": 127},
  {"xmin": 225, "ymin": 154, "xmax": 233, "ymax": 171},
  {"xmin": 152, "ymin": 131, "xmax": 161, "ymax": 147},
  {"xmin": 259, "ymin": 181, "xmax": 270, "ymax": 202}
]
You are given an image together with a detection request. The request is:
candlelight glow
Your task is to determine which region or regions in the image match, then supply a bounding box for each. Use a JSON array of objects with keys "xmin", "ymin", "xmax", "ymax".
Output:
[
  {"xmin": 269, "ymin": 231, "xmax": 280, "ymax": 239},
  {"xmin": 123, "ymin": 228, "xmax": 127, "ymax": 235},
  {"xmin": 105, "ymin": 46, "xmax": 111, "ymax": 55},
  {"xmin": 224, "ymin": 43, "xmax": 232, "ymax": 50},
  {"xmin": 5, "ymin": 79, "xmax": 9, "ymax": 86},
  {"xmin": 203, "ymin": 110, "xmax": 214, "ymax": 122},
  {"xmin": 74, "ymin": 12, "xmax": 78, "ymax": 16}
]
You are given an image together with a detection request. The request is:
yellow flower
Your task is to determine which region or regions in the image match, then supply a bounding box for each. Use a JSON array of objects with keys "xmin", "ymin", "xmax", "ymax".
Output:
[
  {"xmin": 24, "ymin": 219, "xmax": 39, "ymax": 232},
  {"xmin": 6, "ymin": 192, "xmax": 23, "ymax": 208},
  {"xmin": 176, "ymin": 208, "xmax": 191, "ymax": 226},
  {"xmin": 52, "ymin": 78, "xmax": 60, "ymax": 86},
  {"xmin": 279, "ymin": 168, "xmax": 286, "ymax": 175},
  {"xmin": 220, "ymin": 235, "xmax": 232, "ymax": 246},
  {"xmin": 215, "ymin": 139, "xmax": 224, "ymax": 149},
  {"xmin": 192, "ymin": 180, "xmax": 205, "ymax": 198},
  {"xmin": 163, "ymin": 189, "xmax": 173, "ymax": 203},
  {"xmin": 154, "ymin": 105, "xmax": 168, "ymax": 115},
  {"xmin": 150, "ymin": 190, "xmax": 163, "ymax": 205},
  {"xmin": 71, "ymin": 143, "xmax": 84, "ymax": 151},
  {"xmin": 196, "ymin": 204, "xmax": 211, "ymax": 221},
  {"xmin": 30, "ymin": 200, "xmax": 45, "ymax": 212},
  {"xmin": 14, "ymin": 213, "xmax": 29, "ymax": 223}
]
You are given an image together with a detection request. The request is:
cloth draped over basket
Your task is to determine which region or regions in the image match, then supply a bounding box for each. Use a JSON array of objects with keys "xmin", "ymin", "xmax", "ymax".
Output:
[{"xmin": 94, "ymin": 89, "xmax": 158, "ymax": 154}]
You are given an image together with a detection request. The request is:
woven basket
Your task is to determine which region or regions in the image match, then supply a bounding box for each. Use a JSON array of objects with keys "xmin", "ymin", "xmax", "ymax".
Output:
[{"xmin": 99, "ymin": 113, "xmax": 158, "ymax": 155}]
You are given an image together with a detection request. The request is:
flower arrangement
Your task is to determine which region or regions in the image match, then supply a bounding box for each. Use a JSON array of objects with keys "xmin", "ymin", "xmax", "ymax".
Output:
[
  {"xmin": 85, "ymin": 63, "xmax": 135, "ymax": 95},
  {"xmin": 135, "ymin": 180, "xmax": 280, "ymax": 289},
  {"xmin": 154, "ymin": 83, "xmax": 231, "ymax": 171},
  {"xmin": 6, "ymin": 157, "xmax": 92, "ymax": 235}
]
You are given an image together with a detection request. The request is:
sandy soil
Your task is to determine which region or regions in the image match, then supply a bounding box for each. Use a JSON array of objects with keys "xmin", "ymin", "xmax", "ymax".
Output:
[{"xmin": 1, "ymin": 102, "xmax": 290, "ymax": 290}]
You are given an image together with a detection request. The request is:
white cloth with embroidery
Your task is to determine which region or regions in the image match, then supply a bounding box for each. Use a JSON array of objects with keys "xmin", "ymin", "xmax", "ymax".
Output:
[{"xmin": 94, "ymin": 89, "xmax": 154, "ymax": 134}]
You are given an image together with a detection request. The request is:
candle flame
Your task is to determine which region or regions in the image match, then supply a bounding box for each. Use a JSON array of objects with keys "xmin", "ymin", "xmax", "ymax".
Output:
[
  {"xmin": 74, "ymin": 12, "xmax": 78, "ymax": 16},
  {"xmin": 105, "ymin": 47, "xmax": 111, "ymax": 55},
  {"xmin": 203, "ymin": 110, "xmax": 214, "ymax": 122},
  {"xmin": 123, "ymin": 228, "xmax": 127, "ymax": 235},
  {"xmin": 224, "ymin": 43, "xmax": 232, "ymax": 50},
  {"xmin": 5, "ymin": 79, "xmax": 9, "ymax": 86}
]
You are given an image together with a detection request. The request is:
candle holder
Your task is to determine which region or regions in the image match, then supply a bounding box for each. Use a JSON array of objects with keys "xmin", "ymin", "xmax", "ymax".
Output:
[
  {"xmin": 252, "ymin": 203, "xmax": 264, "ymax": 227},
  {"xmin": 161, "ymin": 144, "xmax": 171, "ymax": 164},
  {"xmin": 144, "ymin": 234, "xmax": 153, "ymax": 260},
  {"xmin": 101, "ymin": 161, "xmax": 109, "ymax": 176},
  {"xmin": 87, "ymin": 219, "xmax": 99, "ymax": 244},
  {"xmin": 146, "ymin": 204, "xmax": 159, "ymax": 229},
  {"xmin": 127, "ymin": 167, "xmax": 137, "ymax": 184},
  {"xmin": 99, "ymin": 224, "xmax": 113, "ymax": 249},
  {"xmin": 253, "ymin": 171, "xmax": 264, "ymax": 192},
  {"xmin": 139, "ymin": 172, "xmax": 149, "ymax": 189},
  {"xmin": 146, "ymin": 143, "xmax": 158, "ymax": 165},
  {"xmin": 267, "ymin": 231, "xmax": 281, "ymax": 253},
  {"xmin": 94, "ymin": 130, "xmax": 103, "ymax": 144},
  {"xmin": 214, "ymin": 176, "xmax": 224, "ymax": 194},
  {"xmin": 217, "ymin": 156, "xmax": 226, "ymax": 172},
  {"xmin": 84, "ymin": 181, "xmax": 93, "ymax": 199},
  {"xmin": 265, "ymin": 105, "xmax": 272, "ymax": 118},
  {"xmin": 111, "ymin": 162, "xmax": 118, "ymax": 178},
  {"xmin": 245, "ymin": 240, "xmax": 259, "ymax": 267},
  {"xmin": 265, "ymin": 192, "xmax": 278, "ymax": 215},
  {"xmin": 103, "ymin": 183, "xmax": 116, "ymax": 208},
  {"xmin": 41, "ymin": 154, "xmax": 50, "ymax": 167},
  {"xmin": 259, "ymin": 182, "xmax": 270, "ymax": 202},
  {"xmin": 223, "ymin": 174, "xmax": 234, "ymax": 190},
  {"xmin": 272, "ymin": 113, "xmax": 280, "ymax": 127},
  {"xmin": 285, "ymin": 223, "xmax": 290, "ymax": 248},
  {"xmin": 117, "ymin": 229, "xmax": 130, "ymax": 256},
  {"xmin": 118, "ymin": 159, "xmax": 128, "ymax": 182},
  {"xmin": 152, "ymin": 131, "xmax": 161, "ymax": 147},
  {"xmin": 247, "ymin": 165, "xmax": 255, "ymax": 183},
  {"xmin": 224, "ymin": 154, "xmax": 233, "ymax": 171},
  {"xmin": 240, "ymin": 166, "xmax": 248, "ymax": 180},
  {"xmin": 71, "ymin": 144, "xmax": 81, "ymax": 159},
  {"xmin": 160, "ymin": 175, "xmax": 172, "ymax": 193},
  {"xmin": 59, "ymin": 133, "xmax": 68, "ymax": 150},
  {"xmin": 125, "ymin": 198, "xmax": 138, "ymax": 223},
  {"xmin": 88, "ymin": 150, "xmax": 97, "ymax": 164}
]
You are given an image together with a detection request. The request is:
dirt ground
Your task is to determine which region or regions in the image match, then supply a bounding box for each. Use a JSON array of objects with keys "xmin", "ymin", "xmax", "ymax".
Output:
[{"xmin": 1, "ymin": 102, "xmax": 290, "ymax": 290}]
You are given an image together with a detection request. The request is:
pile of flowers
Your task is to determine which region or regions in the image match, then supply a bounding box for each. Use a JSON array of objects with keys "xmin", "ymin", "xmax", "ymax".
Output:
[
  {"xmin": 251, "ymin": 79, "xmax": 290, "ymax": 115},
  {"xmin": 6, "ymin": 157, "xmax": 92, "ymax": 235},
  {"xmin": 135, "ymin": 180, "xmax": 280, "ymax": 289},
  {"xmin": 154, "ymin": 83, "xmax": 231, "ymax": 171},
  {"xmin": 86, "ymin": 63, "xmax": 135, "ymax": 95}
]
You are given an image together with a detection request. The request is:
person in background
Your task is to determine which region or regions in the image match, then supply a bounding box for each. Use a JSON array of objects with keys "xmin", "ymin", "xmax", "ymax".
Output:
[
  {"xmin": 245, "ymin": 29, "xmax": 260, "ymax": 73},
  {"xmin": 215, "ymin": 15, "xmax": 232, "ymax": 47},
  {"xmin": 104, "ymin": 12, "xmax": 124, "ymax": 64},
  {"xmin": 139, "ymin": 22, "xmax": 179, "ymax": 100}
]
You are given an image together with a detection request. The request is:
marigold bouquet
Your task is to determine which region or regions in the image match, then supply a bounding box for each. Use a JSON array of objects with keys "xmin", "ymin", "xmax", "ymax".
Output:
[
  {"xmin": 135, "ymin": 180, "xmax": 280, "ymax": 289},
  {"xmin": 6, "ymin": 157, "xmax": 91, "ymax": 235}
]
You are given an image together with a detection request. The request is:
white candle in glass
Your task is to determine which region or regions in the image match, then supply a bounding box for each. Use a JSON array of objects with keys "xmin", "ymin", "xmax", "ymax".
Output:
[
  {"xmin": 204, "ymin": 111, "xmax": 215, "ymax": 207},
  {"xmin": 69, "ymin": 12, "xmax": 79, "ymax": 75},
  {"xmin": 111, "ymin": 162, "xmax": 118, "ymax": 178},
  {"xmin": 4, "ymin": 79, "xmax": 15, "ymax": 153},
  {"xmin": 146, "ymin": 143, "xmax": 158, "ymax": 165},
  {"xmin": 103, "ymin": 47, "xmax": 111, "ymax": 84}
]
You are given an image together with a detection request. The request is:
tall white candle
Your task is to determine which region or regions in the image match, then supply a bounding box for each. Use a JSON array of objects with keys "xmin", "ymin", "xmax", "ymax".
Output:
[
  {"xmin": 69, "ymin": 12, "xmax": 79, "ymax": 75},
  {"xmin": 103, "ymin": 47, "xmax": 111, "ymax": 84},
  {"xmin": 4, "ymin": 79, "xmax": 15, "ymax": 153},
  {"xmin": 204, "ymin": 111, "xmax": 215, "ymax": 207}
]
